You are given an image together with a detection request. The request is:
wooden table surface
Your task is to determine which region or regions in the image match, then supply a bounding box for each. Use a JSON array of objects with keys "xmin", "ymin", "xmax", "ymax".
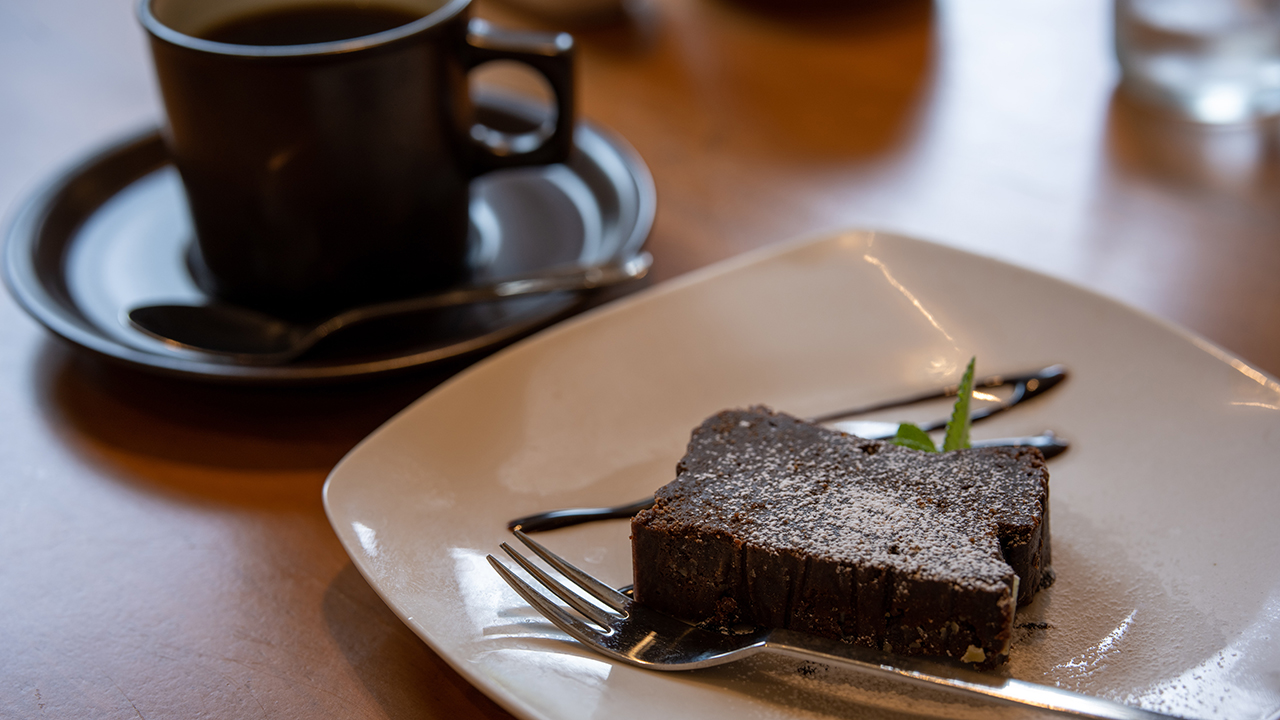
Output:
[{"xmin": 4, "ymin": 0, "xmax": 1279, "ymax": 717}]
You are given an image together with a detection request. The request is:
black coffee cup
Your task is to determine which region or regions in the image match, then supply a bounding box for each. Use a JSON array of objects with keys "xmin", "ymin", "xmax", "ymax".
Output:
[{"xmin": 138, "ymin": 0, "xmax": 575, "ymax": 318}]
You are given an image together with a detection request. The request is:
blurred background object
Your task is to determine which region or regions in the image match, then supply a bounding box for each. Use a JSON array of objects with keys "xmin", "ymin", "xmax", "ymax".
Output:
[
  {"xmin": 1114, "ymin": 0, "xmax": 1280, "ymax": 123},
  {"xmin": 492, "ymin": 0, "xmax": 635, "ymax": 24}
]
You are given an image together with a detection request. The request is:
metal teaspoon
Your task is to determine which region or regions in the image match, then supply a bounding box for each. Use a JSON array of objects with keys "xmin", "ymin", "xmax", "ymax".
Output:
[{"xmin": 127, "ymin": 253, "xmax": 652, "ymax": 365}]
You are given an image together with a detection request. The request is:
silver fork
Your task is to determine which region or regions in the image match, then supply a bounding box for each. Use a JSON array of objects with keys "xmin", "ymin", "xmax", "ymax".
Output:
[{"xmin": 488, "ymin": 530, "xmax": 1181, "ymax": 720}]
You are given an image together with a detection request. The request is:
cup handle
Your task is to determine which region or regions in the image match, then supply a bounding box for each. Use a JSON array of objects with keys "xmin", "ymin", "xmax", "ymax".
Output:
[{"xmin": 463, "ymin": 18, "xmax": 576, "ymax": 175}]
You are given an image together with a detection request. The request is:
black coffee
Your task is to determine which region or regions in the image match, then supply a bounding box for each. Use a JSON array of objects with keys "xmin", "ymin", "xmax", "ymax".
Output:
[{"xmin": 199, "ymin": 4, "xmax": 423, "ymax": 46}]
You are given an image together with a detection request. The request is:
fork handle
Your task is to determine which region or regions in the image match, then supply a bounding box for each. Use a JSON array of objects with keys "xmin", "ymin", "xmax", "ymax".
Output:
[{"xmin": 765, "ymin": 630, "xmax": 1178, "ymax": 720}]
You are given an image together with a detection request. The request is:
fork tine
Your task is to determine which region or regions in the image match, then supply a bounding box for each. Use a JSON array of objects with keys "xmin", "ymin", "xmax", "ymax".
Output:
[
  {"xmin": 499, "ymin": 542, "xmax": 619, "ymax": 629},
  {"xmin": 486, "ymin": 554, "xmax": 608, "ymax": 646},
  {"xmin": 512, "ymin": 529, "xmax": 629, "ymax": 610}
]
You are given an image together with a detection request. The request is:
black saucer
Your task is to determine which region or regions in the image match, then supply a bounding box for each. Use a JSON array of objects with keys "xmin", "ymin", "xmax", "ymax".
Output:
[{"xmin": 3, "ymin": 97, "xmax": 655, "ymax": 384}]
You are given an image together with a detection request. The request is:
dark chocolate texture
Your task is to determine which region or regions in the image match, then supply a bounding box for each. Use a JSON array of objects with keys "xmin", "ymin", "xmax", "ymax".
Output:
[{"xmin": 631, "ymin": 407, "xmax": 1052, "ymax": 667}]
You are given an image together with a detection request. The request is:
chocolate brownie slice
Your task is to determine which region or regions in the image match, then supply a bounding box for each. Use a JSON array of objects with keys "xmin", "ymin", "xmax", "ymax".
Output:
[{"xmin": 631, "ymin": 407, "xmax": 1052, "ymax": 667}]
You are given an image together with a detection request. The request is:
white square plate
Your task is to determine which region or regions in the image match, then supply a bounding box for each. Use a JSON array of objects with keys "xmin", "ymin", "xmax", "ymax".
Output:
[{"xmin": 324, "ymin": 230, "xmax": 1280, "ymax": 720}]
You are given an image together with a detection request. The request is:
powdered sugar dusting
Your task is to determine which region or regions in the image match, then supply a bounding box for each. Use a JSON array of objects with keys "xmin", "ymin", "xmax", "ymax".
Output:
[{"xmin": 652, "ymin": 407, "xmax": 1047, "ymax": 593}]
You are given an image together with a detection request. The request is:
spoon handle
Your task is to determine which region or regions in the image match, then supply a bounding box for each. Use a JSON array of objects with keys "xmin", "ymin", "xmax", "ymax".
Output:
[
  {"xmin": 318, "ymin": 254, "xmax": 653, "ymax": 337},
  {"xmin": 128, "ymin": 253, "xmax": 655, "ymax": 365}
]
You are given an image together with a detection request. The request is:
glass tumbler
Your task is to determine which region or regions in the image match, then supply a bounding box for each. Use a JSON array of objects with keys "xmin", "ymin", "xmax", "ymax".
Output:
[{"xmin": 1115, "ymin": 0, "xmax": 1280, "ymax": 123}]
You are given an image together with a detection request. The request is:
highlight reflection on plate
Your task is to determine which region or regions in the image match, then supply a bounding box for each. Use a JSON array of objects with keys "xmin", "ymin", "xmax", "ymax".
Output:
[{"xmin": 324, "ymin": 230, "xmax": 1280, "ymax": 720}]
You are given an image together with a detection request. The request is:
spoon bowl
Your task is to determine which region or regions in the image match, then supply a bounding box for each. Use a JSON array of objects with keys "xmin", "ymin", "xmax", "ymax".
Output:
[{"xmin": 128, "ymin": 253, "xmax": 652, "ymax": 365}]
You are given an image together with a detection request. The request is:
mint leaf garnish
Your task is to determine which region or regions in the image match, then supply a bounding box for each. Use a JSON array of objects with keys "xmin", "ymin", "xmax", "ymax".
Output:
[
  {"xmin": 892, "ymin": 422, "xmax": 937, "ymax": 452},
  {"xmin": 942, "ymin": 357, "xmax": 975, "ymax": 451}
]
